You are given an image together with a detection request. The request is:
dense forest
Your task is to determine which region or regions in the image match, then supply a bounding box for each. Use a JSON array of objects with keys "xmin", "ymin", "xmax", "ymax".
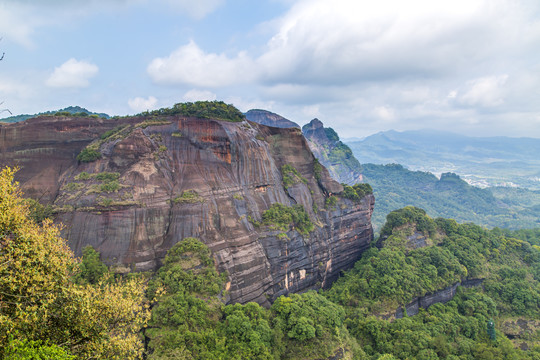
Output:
[
  {"xmin": 363, "ymin": 164, "xmax": 540, "ymax": 232},
  {"xmin": 2, "ymin": 168, "xmax": 540, "ymax": 359}
]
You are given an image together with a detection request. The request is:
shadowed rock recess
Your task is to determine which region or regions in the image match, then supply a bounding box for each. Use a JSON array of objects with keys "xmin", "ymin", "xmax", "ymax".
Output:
[{"xmin": 0, "ymin": 113, "xmax": 374, "ymax": 306}]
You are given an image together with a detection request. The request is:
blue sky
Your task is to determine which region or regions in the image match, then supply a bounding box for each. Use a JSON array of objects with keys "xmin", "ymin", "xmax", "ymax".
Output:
[{"xmin": 1, "ymin": 0, "xmax": 540, "ymax": 138}]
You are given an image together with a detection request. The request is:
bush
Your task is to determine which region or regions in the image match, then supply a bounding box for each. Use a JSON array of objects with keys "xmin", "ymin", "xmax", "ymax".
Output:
[
  {"xmin": 281, "ymin": 164, "xmax": 308, "ymax": 188},
  {"xmin": 140, "ymin": 101, "xmax": 245, "ymax": 122},
  {"xmin": 77, "ymin": 148, "xmax": 101, "ymax": 162},
  {"xmin": 262, "ymin": 203, "xmax": 314, "ymax": 235},
  {"xmin": 173, "ymin": 190, "xmax": 204, "ymax": 204}
]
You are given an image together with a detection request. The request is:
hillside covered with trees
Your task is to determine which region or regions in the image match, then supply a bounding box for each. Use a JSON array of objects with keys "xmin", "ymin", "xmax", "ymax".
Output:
[{"xmin": 3, "ymin": 166, "xmax": 540, "ymax": 359}]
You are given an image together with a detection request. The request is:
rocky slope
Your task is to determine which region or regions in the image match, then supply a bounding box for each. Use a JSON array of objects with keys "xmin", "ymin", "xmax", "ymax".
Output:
[
  {"xmin": 0, "ymin": 111, "xmax": 374, "ymax": 306},
  {"xmin": 245, "ymin": 109, "xmax": 300, "ymax": 129}
]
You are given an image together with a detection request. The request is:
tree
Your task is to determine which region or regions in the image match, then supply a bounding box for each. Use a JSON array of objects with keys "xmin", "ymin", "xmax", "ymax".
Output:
[{"xmin": 0, "ymin": 167, "xmax": 150, "ymax": 359}]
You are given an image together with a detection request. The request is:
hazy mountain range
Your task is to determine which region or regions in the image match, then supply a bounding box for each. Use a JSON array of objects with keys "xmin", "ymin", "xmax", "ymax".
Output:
[{"xmin": 346, "ymin": 129, "xmax": 540, "ymax": 190}]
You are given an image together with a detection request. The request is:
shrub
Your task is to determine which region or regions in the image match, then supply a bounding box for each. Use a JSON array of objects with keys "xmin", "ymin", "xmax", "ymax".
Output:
[
  {"xmin": 77, "ymin": 148, "xmax": 101, "ymax": 162},
  {"xmin": 99, "ymin": 180, "xmax": 120, "ymax": 193},
  {"xmin": 173, "ymin": 190, "xmax": 204, "ymax": 204},
  {"xmin": 281, "ymin": 164, "xmax": 308, "ymax": 188},
  {"xmin": 262, "ymin": 203, "xmax": 314, "ymax": 235}
]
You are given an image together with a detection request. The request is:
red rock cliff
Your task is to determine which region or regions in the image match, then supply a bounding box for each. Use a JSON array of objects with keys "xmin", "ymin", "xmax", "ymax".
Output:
[{"xmin": 0, "ymin": 115, "xmax": 374, "ymax": 306}]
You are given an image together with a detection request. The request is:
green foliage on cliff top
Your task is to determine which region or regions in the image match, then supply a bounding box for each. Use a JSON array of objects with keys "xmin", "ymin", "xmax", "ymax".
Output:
[
  {"xmin": 340, "ymin": 182, "xmax": 373, "ymax": 202},
  {"xmin": 141, "ymin": 100, "xmax": 245, "ymax": 122},
  {"xmin": 321, "ymin": 207, "xmax": 540, "ymax": 359}
]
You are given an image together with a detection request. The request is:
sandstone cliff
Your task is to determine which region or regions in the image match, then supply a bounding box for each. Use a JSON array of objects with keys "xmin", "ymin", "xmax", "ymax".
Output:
[{"xmin": 0, "ymin": 112, "xmax": 374, "ymax": 306}]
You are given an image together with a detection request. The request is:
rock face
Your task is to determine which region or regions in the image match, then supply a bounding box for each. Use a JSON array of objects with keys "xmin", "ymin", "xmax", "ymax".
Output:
[
  {"xmin": 245, "ymin": 109, "xmax": 300, "ymax": 129},
  {"xmin": 245, "ymin": 112, "xmax": 365, "ymax": 185},
  {"xmin": 302, "ymin": 119, "xmax": 364, "ymax": 185},
  {"xmin": 393, "ymin": 278, "xmax": 484, "ymax": 319},
  {"xmin": 0, "ymin": 114, "xmax": 374, "ymax": 307}
]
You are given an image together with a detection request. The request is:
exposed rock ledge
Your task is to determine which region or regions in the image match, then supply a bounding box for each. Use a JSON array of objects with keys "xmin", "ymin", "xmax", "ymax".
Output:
[{"xmin": 389, "ymin": 278, "xmax": 485, "ymax": 319}]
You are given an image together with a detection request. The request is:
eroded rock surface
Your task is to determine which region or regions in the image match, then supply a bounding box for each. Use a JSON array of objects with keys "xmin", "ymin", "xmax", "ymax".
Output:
[{"xmin": 0, "ymin": 114, "xmax": 374, "ymax": 306}]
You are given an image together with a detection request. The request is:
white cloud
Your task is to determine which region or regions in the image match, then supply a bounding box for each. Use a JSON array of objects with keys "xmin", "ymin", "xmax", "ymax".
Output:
[
  {"xmin": 182, "ymin": 89, "xmax": 217, "ymax": 102},
  {"xmin": 372, "ymin": 106, "xmax": 397, "ymax": 122},
  {"xmin": 459, "ymin": 75, "xmax": 509, "ymax": 107},
  {"xmin": 147, "ymin": 41, "xmax": 257, "ymax": 87},
  {"xmin": 128, "ymin": 96, "xmax": 158, "ymax": 112},
  {"xmin": 46, "ymin": 58, "xmax": 98, "ymax": 88}
]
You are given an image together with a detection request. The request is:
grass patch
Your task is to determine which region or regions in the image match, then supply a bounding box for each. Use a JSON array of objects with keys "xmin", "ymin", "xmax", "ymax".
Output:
[
  {"xmin": 77, "ymin": 148, "xmax": 101, "ymax": 162},
  {"xmin": 261, "ymin": 203, "xmax": 314, "ymax": 235},
  {"xmin": 136, "ymin": 119, "xmax": 172, "ymax": 129},
  {"xmin": 173, "ymin": 190, "xmax": 205, "ymax": 204},
  {"xmin": 281, "ymin": 164, "xmax": 308, "ymax": 188}
]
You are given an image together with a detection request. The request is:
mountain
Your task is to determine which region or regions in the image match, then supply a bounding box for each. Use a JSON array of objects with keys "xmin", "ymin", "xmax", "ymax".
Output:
[
  {"xmin": 346, "ymin": 129, "xmax": 540, "ymax": 190},
  {"xmin": 0, "ymin": 101, "xmax": 374, "ymax": 307},
  {"xmin": 302, "ymin": 118, "xmax": 363, "ymax": 185},
  {"xmin": 247, "ymin": 111, "xmax": 540, "ymax": 232},
  {"xmin": 363, "ymin": 163, "xmax": 540, "ymax": 231},
  {"xmin": 244, "ymin": 109, "xmax": 300, "ymax": 128},
  {"xmin": 0, "ymin": 105, "xmax": 110, "ymax": 123}
]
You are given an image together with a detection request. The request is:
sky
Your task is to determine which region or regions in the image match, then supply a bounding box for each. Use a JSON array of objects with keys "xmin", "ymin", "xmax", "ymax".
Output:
[{"xmin": 1, "ymin": 0, "xmax": 540, "ymax": 138}]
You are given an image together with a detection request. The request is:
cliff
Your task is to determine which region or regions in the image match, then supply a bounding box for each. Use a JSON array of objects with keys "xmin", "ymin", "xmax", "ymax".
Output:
[
  {"xmin": 302, "ymin": 119, "xmax": 364, "ymax": 185},
  {"xmin": 0, "ymin": 111, "xmax": 374, "ymax": 307}
]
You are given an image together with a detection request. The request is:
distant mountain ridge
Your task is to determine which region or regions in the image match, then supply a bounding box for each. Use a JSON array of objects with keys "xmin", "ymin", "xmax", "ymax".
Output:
[
  {"xmin": 0, "ymin": 106, "xmax": 110, "ymax": 123},
  {"xmin": 346, "ymin": 129, "xmax": 540, "ymax": 190}
]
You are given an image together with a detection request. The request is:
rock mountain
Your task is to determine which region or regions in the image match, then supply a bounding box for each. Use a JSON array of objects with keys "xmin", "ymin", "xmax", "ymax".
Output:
[{"xmin": 0, "ymin": 107, "xmax": 374, "ymax": 306}]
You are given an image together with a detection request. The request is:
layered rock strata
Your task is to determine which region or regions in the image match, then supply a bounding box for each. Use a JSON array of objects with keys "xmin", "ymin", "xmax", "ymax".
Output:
[{"xmin": 0, "ymin": 114, "xmax": 374, "ymax": 306}]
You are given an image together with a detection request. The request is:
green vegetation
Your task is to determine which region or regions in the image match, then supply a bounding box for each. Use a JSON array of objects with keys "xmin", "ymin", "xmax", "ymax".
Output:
[
  {"xmin": 100, "ymin": 124, "xmax": 132, "ymax": 141},
  {"xmin": 233, "ymin": 193, "xmax": 244, "ymax": 201},
  {"xmin": 99, "ymin": 179, "xmax": 120, "ymax": 193},
  {"xmin": 146, "ymin": 237, "xmax": 358, "ymax": 359},
  {"xmin": 1, "ymin": 106, "xmax": 109, "ymax": 123},
  {"xmin": 76, "ymin": 147, "xmax": 102, "ymax": 162},
  {"xmin": 340, "ymin": 182, "xmax": 373, "ymax": 202},
  {"xmin": 0, "ymin": 167, "xmax": 149, "ymax": 359},
  {"xmin": 362, "ymin": 163, "xmax": 540, "ymax": 233},
  {"xmin": 94, "ymin": 172, "xmax": 120, "ymax": 181},
  {"xmin": 24, "ymin": 198, "xmax": 54, "ymax": 224},
  {"xmin": 135, "ymin": 119, "xmax": 172, "ymax": 129},
  {"xmin": 171, "ymin": 131, "xmax": 183, "ymax": 137},
  {"xmin": 380, "ymin": 206, "xmax": 437, "ymax": 237},
  {"xmin": 325, "ymin": 195, "xmax": 338, "ymax": 209},
  {"xmin": 313, "ymin": 158, "xmax": 323, "ymax": 181},
  {"xmin": 173, "ymin": 189, "xmax": 205, "ymax": 204},
  {"xmin": 140, "ymin": 101, "xmax": 245, "ymax": 122},
  {"xmin": 261, "ymin": 203, "xmax": 314, "ymax": 235},
  {"xmin": 73, "ymin": 245, "xmax": 109, "ymax": 285},
  {"xmin": 281, "ymin": 164, "xmax": 308, "ymax": 188},
  {"xmin": 322, "ymin": 208, "xmax": 540, "ymax": 359}
]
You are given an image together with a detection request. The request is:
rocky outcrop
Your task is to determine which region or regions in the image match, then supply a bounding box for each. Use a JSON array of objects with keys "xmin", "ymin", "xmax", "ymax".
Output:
[
  {"xmin": 392, "ymin": 278, "xmax": 484, "ymax": 319},
  {"xmin": 302, "ymin": 119, "xmax": 364, "ymax": 185},
  {"xmin": 245, "ymin": 109, "xmax": 300, "ymax": 129},
  {"xmin": 0, "ymin": 114, "xmax": 374, "ymax": 307}
]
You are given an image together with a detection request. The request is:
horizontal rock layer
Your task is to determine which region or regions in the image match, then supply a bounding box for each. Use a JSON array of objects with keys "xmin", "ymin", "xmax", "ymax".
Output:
[{"xmin": 0, "ymin": 115, "xmax": 374, "ymax": 306}]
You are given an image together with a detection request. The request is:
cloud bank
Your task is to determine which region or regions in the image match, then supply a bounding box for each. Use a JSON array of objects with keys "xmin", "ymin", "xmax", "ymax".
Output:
[{"xmin": 46, "ymin": 59, "xmax": 99, "ymax": 88}]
